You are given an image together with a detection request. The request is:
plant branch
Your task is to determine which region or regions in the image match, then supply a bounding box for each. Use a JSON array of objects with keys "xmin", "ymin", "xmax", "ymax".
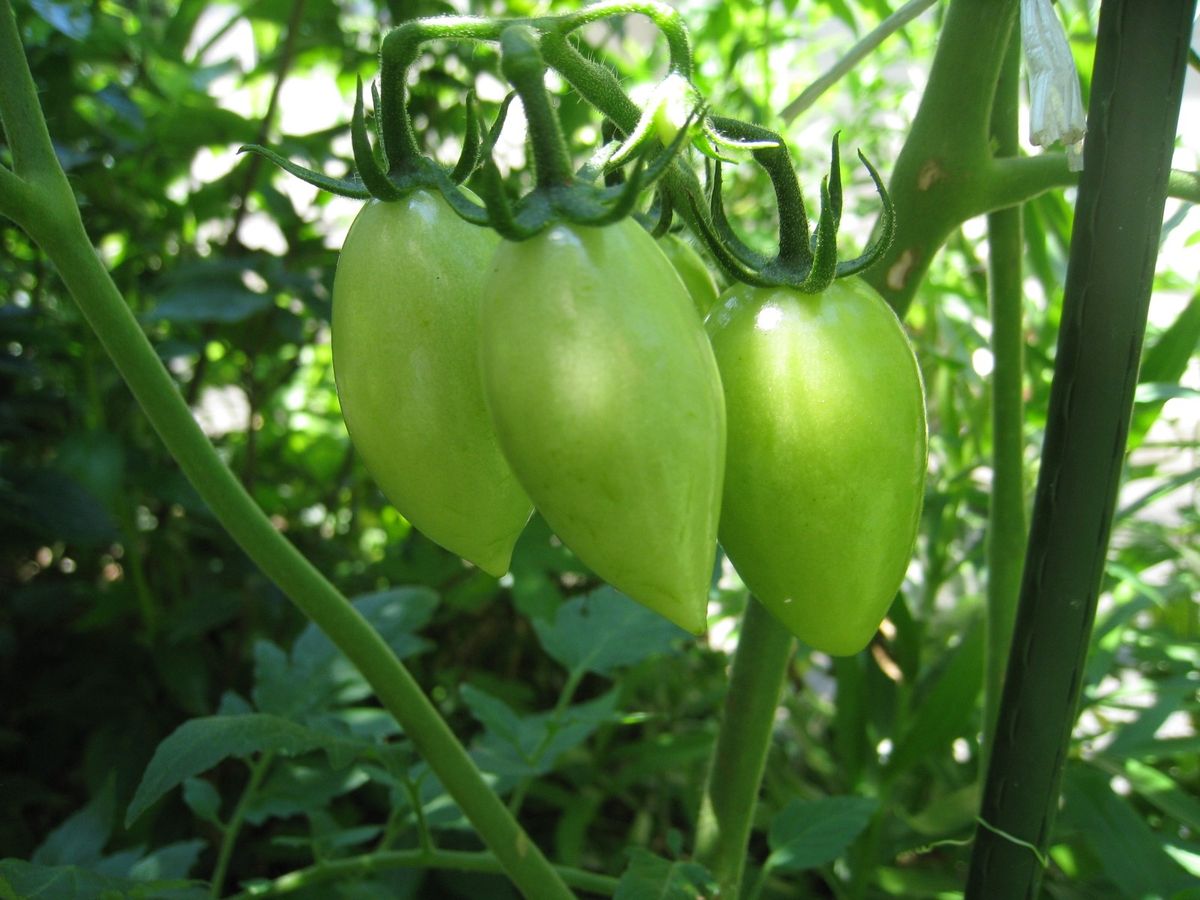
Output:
[
  {"xmin": 693, "ymin": 598, "xmax": 795, "ymax": 898},
  {"xmin": 780, "ymin": 0, "xmax": 940, "ymax": 123},
  {"xmin": 966, "ymin": 1, "xmax": 1197, "ymax": 896},
  {"xmin": 225, "ymin": 848, "xmax": 619, "ymax": 899},
  {"xmin": 860, "ymin": 0, "xmax": 1018, "ymax": 315}
]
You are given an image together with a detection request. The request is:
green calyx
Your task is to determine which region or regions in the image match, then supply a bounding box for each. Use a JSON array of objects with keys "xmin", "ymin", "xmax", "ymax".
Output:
[
  {"xmin": 697, "ymin": 123, "xmax": 896, "ymax": 292},
  {"xmin": 236, "ymin": 0, "xmax": 893, "ymax": 288}
]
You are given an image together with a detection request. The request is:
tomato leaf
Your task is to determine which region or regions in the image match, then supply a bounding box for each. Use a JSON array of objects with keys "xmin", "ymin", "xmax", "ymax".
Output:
[
  {"xmin": 1061, "ymin": 766, "xmax": 1196, "ymax": 898},
  {"xmin": 612, "ymin": 848, "xmax": 716, "ymax": 900},
  {"xmin": 766, "ymin": 795, "xmax": 878, "ymax": 873},
  {"xmin": 0, "ymin": 859, "xmax": 206, "ymax": 900},
  {"xmin": 532, "ymin": 587, "xmax": 688, "ymax": 678},
  {"xmin": 463, "ymin": 685, "xmax": 618, "ymax": 779},
  {"xmin": 252, "ymin": 588, "xmax": 437, "ymax": 718},
  {"xmin": 125, "ymin": 714, "xmax": 361, "ymax": 826}
]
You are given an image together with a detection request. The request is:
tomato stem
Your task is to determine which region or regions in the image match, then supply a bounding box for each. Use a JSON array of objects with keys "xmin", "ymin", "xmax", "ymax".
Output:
[
  {"xmin": 553, "ymin": 0, "xmax": 694, "ymax": 80},
  {"xmin": 501, "ymin": 25, "xmax": 575, "ymax": 190},
  {"xmin": 379, "ymin": 17, "xmax": 503, "ymax": 177},
  {"xmin": 694, "ymin": 597, "xmax": 795, "ymax": 897}
]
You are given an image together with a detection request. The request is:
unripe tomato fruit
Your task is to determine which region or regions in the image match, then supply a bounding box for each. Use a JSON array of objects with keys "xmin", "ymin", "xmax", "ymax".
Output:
[
  {"xmin": 480, "ymin": 220, "xmax": 726, "ymax": 633},
  {"xmin": 332, "ymin": 192, "xmax": 532, "ymax": 576},
  {"xmin": 659, "ymin": 233, "xmax": 720, "ymax": 317},
  {"xmin": 706, "ymin": 279, "xmax": 927, "ymax": 655}
]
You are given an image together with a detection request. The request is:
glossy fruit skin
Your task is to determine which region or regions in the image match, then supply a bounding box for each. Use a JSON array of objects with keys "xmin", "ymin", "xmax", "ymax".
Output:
[
  {"xmin": 480, "ymin": 220, "xmax": 726, "ymax": 633},
  {"xmin": 659, "ymin": 233, "xmax": 720, "ymax": 317},
  {"xmin": 706, "ymin": 279, "xmax": 927, "ymax": 655},
  {"xmin": 332, "ymin": 192, "xmax": 532, "ymax": 577}
]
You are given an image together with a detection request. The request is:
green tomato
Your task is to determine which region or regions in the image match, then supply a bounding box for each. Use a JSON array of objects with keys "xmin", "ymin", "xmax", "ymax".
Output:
[
  {"xmin": 706, "ymin": 278, "xmax": 927, "ymax": 655},
  {"xmin": 480, "ymin": 220, "xmax": 726, "ymax": 633},
  {"xmin": 332, "ymin": 191, "xmax": 532, "ymax": 576},
  {"xmin": 659, "ymin": 233, "xmax": 720, "ymax": 317}
]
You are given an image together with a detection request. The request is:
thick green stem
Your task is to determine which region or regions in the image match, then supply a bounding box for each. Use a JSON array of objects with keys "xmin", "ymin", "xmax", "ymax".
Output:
[
  {"xmin": 966, "ymin": 2, "xmax": 1196, "ymax": 896},
  {"xmin": 694, "ymin": 598, "xmax": 795, "ymax": 898},
  {"xmin": 556, "ymin": 0, "xmax": 693, "ymax": 79},
  {"xmin": 981, "ymin": 31, "xmax": 1025, "ymax": 764},
  {"xmin": 0, "ymin": 4, "xmax": 573, "ymax": 897},
  {"xmin": 861, "ymin": 0, "xmax": 1018, "ymax": 315}
]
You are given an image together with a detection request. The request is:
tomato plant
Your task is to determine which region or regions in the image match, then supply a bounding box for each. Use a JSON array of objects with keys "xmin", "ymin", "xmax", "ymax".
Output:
[
  {"xmin": 332, "ymin": 192, "xmax": 532, "ymax": 576},
  {"xmin": 706, "ymin": 278, "xmax": 927, "ymax": 655},
  {"xmin": 479, "ymin": 219, "xmax": 726, "ymax": 634}
]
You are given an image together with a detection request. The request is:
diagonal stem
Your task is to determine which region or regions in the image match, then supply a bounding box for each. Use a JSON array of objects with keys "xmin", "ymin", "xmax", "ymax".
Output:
[{"xmin": 693, "ymin": 597, "xmax": 795, "ymax": 897}]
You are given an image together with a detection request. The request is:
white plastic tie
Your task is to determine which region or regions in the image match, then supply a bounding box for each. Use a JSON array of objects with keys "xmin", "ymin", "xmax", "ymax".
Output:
[{"xmin": 1021, "ymin": 0, "xmax": 1086, "ymax": 171}]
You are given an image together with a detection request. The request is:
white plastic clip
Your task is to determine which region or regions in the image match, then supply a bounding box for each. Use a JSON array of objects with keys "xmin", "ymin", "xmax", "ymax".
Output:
[{"xmin": 1021, "ymin": 0, "xmax": 1087, "ymax": 171}]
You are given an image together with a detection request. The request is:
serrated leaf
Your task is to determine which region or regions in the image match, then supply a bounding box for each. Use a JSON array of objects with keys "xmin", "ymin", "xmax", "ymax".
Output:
[
  {"xmin": 0, "ymin": 860, "xmax": 206, "ymax": 899},
  {"xmin": 291, "ymin": 588, "xmax": 438, "ymax": 675},
  {"xmin": 125, "ymin": 714, "xmax": 359, "ymax": 826},
  {"xmin": 463, "ymin": 685, "xmax": 618, "ymax": 779},
  {"xmin": 32, "ymin": 780, "xmax": 115, "ymax": 867},
  {"xmin": 613, "ymin": 848, "xmax": 716, "ymax": 900},
  {"xmin": 533, "ymin": 587, "xmax": 687, "ymax": 677},
  {"xmin": 181, "ymin": 778, "xmax": 222, "ymax": 827},
  {"xmin": 766, "ymin": 795, "xmax": 879, "ymax": 872},
  {"xmin": 242, "ymin": 760, "xmax": 369, "ymax": 826},
  {"xmin": 253, "ymin": 588, "xmax": 437, "ymax": 719}
]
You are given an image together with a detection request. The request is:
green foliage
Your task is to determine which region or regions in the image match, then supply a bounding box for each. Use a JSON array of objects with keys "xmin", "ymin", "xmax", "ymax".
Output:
[
  {"xmin": 613, "ymin": 849, "xmax": 717, "ymax": 899},
  {"xmin": 2, "ymin": 0, "xmax": 1197, "ymax": 898},
  {"xmin": 765, "ymin": 795, "xmax": 878, "ymax": 873}
]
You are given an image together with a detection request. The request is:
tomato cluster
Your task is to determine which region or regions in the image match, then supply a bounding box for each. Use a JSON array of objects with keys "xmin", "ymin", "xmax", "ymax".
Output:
[{"xmin": 332, "ymin": 191, "xmax": 926, "ymax": 653}]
